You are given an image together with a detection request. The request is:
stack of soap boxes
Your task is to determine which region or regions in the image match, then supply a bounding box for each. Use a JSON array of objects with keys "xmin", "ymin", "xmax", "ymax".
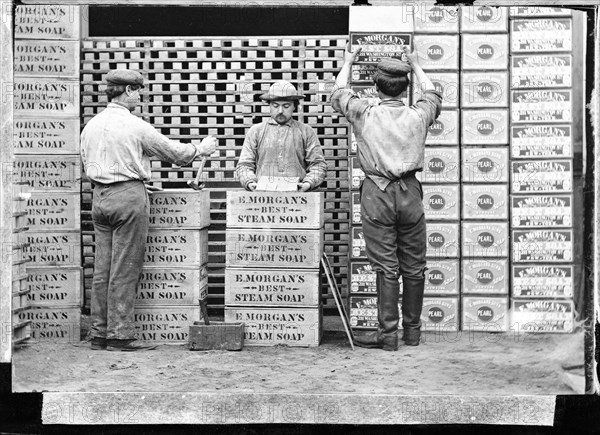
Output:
[{"xmin": 224, "ymin": 191, "xmax": 324, "ymax": 347}]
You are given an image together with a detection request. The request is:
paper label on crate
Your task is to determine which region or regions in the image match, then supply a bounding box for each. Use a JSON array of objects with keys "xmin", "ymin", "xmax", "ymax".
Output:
[
  {"xmin": 462, "ymin": 297, "xmax": 508, "ymax": 331},
  {"xmin": 511, "ymin": 194, "xmax": 573, "ymax": 227},
  {"xmin": 145, "ymin": 229, "xmax": 208, "ymax": 266},
  {"xmin": 225, "ymin": 268, "xmax": 320, "ymax": 306},
  {"xmin": 351, "ymin": 227, "xmax": 367, "ymax": 259},
  {"xmin": 460, "ymin": 6, "xmax": 508, "ymax": 32},
  {"xmin": 17, "ymin": 307, "xmax": 81, "ymax": 341},
  {"xmin": 512, "ymin": 265, "xmax": 574, "ymax": 298},
  {"xmin": 23, "ymin": 231, "xmax": 81, "ymax": 266},
  {"xmin": 511, "ymin": 90, "xmax": 572, "ymax": 123},
  {"xmin": 511, "ymin": 125, "xmax": 572, "ymax": 158},
  {"xmin": 350, "ymin": 156, "xmax": 366, "ymax": 190},
  {"xmin": 427, "ymin": 224, "xmax": 459, "ymax": 258},
  {"xmin": 134, "ymin": 306, "xmax": 199, "ymax": 342},
  {"xmin": 413, "ymin": 3, "xmax": 459, "ymax": 33},
  {"xmin": 226, "ymin": 191, "xmax": 323, "ymax": 229},
  {"xmin": 226, "ymin": 228, "xmax": 322, "ymax": 268},
  {"xmin": 462, "ymin": 223, "xmax": 509, "ymax": 258},
  {"xmin": 350, "ymin": 262, "xmax": 377, "ymax": 294},
  {"xmin": 461, "ymin": 147, "xmax": 508, "ymax": 183},
  {"xmin": 351, "ymin": 192, "xmax": 362, "ymax": 224},
  {"xmin": 462, "ymin": 185, "xmax": 508, "ymax": 220},
  {"xmin": 150, "ymin": 190, "xmax": 210, "ymax": 229},
  {"xmin": 350, "ymin": 296, "xmax": 379, "ymax": 329},
  {"xmin": 462, "ymin": 260, "xmax": 509, "ymax": 294},
  {"xmin": 512, "ymin": 300, "xmax": 573, "ymax": 333},
  {"xmin": 423, "ymin": 147, "xmax": 460, "ymax": 183},
  {"xmin": 510, "ymin": 7, "xmax": 572, "ymax": 17},
  {"xmin": 462, "ymin": 110, "xmax": 509, "ymax": 145},
  {"xmin": 426, "ymin": 110, "xmax": 459, "ymax": 145},
  {"xmin": 350, "ymin": 32, "xmax": 411, "ymax": 63},
  {"xmin": 26, "ymin": 267, "xmax": 82, "ymax": 307},
  {"xmin": 414, "ymin": 73, "xmax": 459, "ymax": 108},
  {"xmin": 414, "ymin": 35, "xmax": 459, "ymax": 70},
  {"xmin": 15, "ymin": 5, "xmax": 81, "ymax": 39},
  {"xmin": 512, "ymin": 229, "xmax": 573, "ymax": 262},
  {"xmin": 225, "ymin": 308, "xmax": 321, "ymax": 346},
  {"xmin": 14, "ymin": 40, "xmax": 80, "ymax": 77},
  {"xmin": 14, "ymin": 118, "xmax": 80, "ymax": 154},
  {"xmin": 25, "ymin": 192, "xmax": 80, "ymax": 231},
  {"xmin": 425, "ymin": 260, "xmax": 459, "ymax": 295},
  {"xmin": 511, "ymin": 55, "xmax": 572, "ymax": 88},
  {"xmin": 14, "ymin": 78, "xmax": 79, "ymax": 116},
  {"xmin": 511, "ymin": 18, "xmax": 572, "ymax": 52},
  {"xmin": 421, "ymin": 298, "xmax": 458, "ymax": 331},
  {"xmin": 461, "ymin": 34, "xmax": 508, "ymax": 70},
  {"xmin": 136, "ymin": 267, "xmax": 208, "ymax": 306},
  {"xmin": 511, "ymin": 160, "xmax": 573, "ymax": 193},
  {"xmin": 423, "ymin": 185, "xmax": 460, "ymax": 220},
  {"xmin": 461, "ymin": 72, "xmax": 509, "ymax": 108},
  {"xmin": 350, "ymin": 129, "xmax": 358, "ymax": 154},
  {"xmin": 350, "ymin": 85, "xmax": 381, "ymax": 106},
  {"xmin": 15, "ymin": 155, "xmax": 81, "ymax": 192}
]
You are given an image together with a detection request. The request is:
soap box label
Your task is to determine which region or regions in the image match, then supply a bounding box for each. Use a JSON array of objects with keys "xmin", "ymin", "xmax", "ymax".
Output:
[
  {"xmin": 26, "ymin": 267, "xmax": 82, "ymax": 307},
  {"xmin": 350, "ymin": 32, "xmax": 411, "ymax": 64},
  {"xmin": 511, "ymin": 124, "xmax": 572, "ymax": 158},
  {"xmin": 427, "ymin": 223, "xmax": 460, "ymax": 258},
  {"xmin": 462, "ymin": 110, "xmax": 509, "ymax": 145},
  {"xmin": 511, "ymin": 54, "xmax": 572, "ymax": 88},
  {"xmin": 350, "ymin": 296, "xmax": 379, "ymax": 329},
  {"xmin": 460, "ymin": 6, "xmax": 508, "ymax": 32},
  {"xmin": 512, "ymin": 265, "xmax": 574, "ymax": 298},
  {"xmin": 461, "ymin": 34, "xmax": 508, "ymax": 70},
  {"xmin": 15, "ymin": 155, "xmax": 81, "ymax": 192},
  {"xmin": 512, "ymin": 229, "xmax": 573, "ymax": 263},
  {"xmin": 136, "ymin": 266, "xmax": 208, "ymax": 306},
  {"xmin": 426, "ymin": 110, "xmax": 459, "ymax": 146},
  {"xmin": 145, "ymin": 229, "xmax": 208, "ymax": 267},
  {"xmin": 414, "ymin": 34, "xmax": 459, "ymax": 70},
  {"xmin": 350, "ymin": 261, "xmax": 377, "ymax": 294},
  {"xmin": 413, "ymin": 3, "xmax": 459, "ymax": 33},
  {"xmin": 351, "ymin": 226, "xmax": 367, "ymax": 259},
  {"xmin": 413, "ymin": 72, "xmax": 459, "ymax": 108},
  {"xmin": 511, "ymin": 90, "xmax": 572, "ymax": 123},
  {"xmin": 14, "ymin": 78, "xmax": 80, "ymax": 116},
  {"xmin": 25, "ymin": 191, "xmax": 80, "ymax": 231},
  {"xmin": 14, "ymin": 117, "xmax": 80, "ymax": 154},
  {"xmin": 15, "ymin": 5, "xmax": 81, "ymax": 40},
  {"xmin": 511, "ymin": 160, "xmax": 573, "ymax": 193},
  {"xmin": 512, "ymin": 299, "xmax": 574, "ymax": 333},
  {"xmin": 511, "ymin": 194, "xmax": 573, "ymax": 227},
  {"xmin": 462, "ymin": 259, "xmax": 509, "ymax": 295},
  {"xmin": 462, "ymin": 222, "xmax": 509, "ymax": 258},
  {"xmin": 423, "ymin": 147, "xmax": 460, "ymax": 183},
  {"xmin": 510, "ymin": 7, "xmax": 572, "ymax": 17},
  {"xmin": 151, "ymin": 190, "xmax": 210, "ymax": 229},
  {"xmin": 425, "ymin": 260, "xmax": 459, "ymax": 295},
  {"xmin": 461, "ymin": 147, "xmax": 509, "ymax": 183},
  {"xmin": 14, "ymin": 40, "xmax": 80, "ymax": 77},
  {"xmin": 421, "ymin": 297, "xmax": 459, "ymax": 332},
  {"xmin": 462, "ymin": 184, "xmax": 508, "ymax": 220},
  {"xmin": 511, "ymin": 18, "xmax": 572, "ymax": 52},
  {"xmin": 461, "ymin": 72, "xmax": 509, "ymax": 108},
  {"xmin": 23, "ymin": 231, "xmax": 81, "ymax": 267},
  {"xmin": 16, "ymin": 306, "xmax": 81, "ymax": 342},
  {"xmin": 350, "ymin": 156, "xmax": 366, "ymax": 190},
  {"xmin": 134, "ymin": 306, "xmax": 200, "ymax": 343},
  {"xmin": 423, "ymin": 185, "xmax": 460, "ymax": 221},
  {"xmin": 351, "ymin": 192, "xmax": 362, "ymax": 224},
  {"xmin": 462, "ymin": 297, "xmax": 509, "ymax": 332}
]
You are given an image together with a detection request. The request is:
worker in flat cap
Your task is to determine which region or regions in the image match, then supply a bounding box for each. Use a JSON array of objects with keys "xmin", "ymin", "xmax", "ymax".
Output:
[
  {"xmin": 235, "ymin": 80, "xmax": 327, "ymax": 191},
  {"xmin": 80, "ymin": 68, "xmax": 217, "ymax": 352},
  {"xmin": 331, "ymin": 46, "xmax": 442, "ymax": 351}
]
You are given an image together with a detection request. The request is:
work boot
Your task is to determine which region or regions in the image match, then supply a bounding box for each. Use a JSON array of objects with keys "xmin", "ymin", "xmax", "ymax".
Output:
[
  {"xmin": 401, "ymin": 277, "xmax": 425, "ymax": 346},
  {"xmin": 353, "ymin": 330, "xmax": 398, "ymax": 351},
  {"xmin": 90, "ymin": 337, "xmax": 107, "ymax": 350},
  {"xmin": 106, "ymin": 339, "xmax": 157, "ymax": 352}
]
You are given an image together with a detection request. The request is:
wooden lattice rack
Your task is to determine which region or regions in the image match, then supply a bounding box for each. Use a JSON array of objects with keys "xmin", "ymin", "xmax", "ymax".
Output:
[{"xmin": 80, "ymin": 36, "xmax": 351, "ymax": 311}]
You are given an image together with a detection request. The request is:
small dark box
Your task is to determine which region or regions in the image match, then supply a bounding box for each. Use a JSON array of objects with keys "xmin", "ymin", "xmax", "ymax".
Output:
[{"xmin": 188, "ymin": 321, "xmax": 245, "ymax": 351}]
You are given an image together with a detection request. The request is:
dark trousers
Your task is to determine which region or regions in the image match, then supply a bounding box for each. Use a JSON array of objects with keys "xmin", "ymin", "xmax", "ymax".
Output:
[
  {"xmin": 89, "ymin": 181, "xmax": 149, "ymax": 340},
  {"xmin": 360, "ymin": 175, "xmax": 427, "ymax": 333}
]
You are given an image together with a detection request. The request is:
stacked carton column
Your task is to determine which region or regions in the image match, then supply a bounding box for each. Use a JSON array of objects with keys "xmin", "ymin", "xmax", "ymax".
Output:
[
  {"xmin": 11, "ymin": 182, "xmax": 31, "ymax": 344},
  {"xmin": 133, "ymin": 190, "xmax": 208, "ymax": 343},
  {"xmin": 346, "ymin": 6, "xmax": 413, "ymax": 332},
  {"xmin": 224, "ymin": 191, "xmax": 324, "ymax": 347},
  {"xmin": 414, "ymin": 2, "xmax": 461, "ymax": 333},
  {"xmin": 459, "ymin": 6, "xmax": 511, "ymax": 332},
  {"xmin": 13, "ymin": 5, "xmax": 83, "ymax": 342},
  {"xmin": 508, "ymin": 8, "xmax": 576, "ymax": 333}
]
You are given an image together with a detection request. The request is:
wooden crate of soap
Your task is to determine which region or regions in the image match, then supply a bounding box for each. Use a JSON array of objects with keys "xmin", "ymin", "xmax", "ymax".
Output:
[
  {"xmin": 511, "ymin": 299, "xmax": 574, "ymax": 333},
  {"xmin": 15, "ymin": 306, "xmax": 81, "ymax": 342},
  {"xmin": 227, "ymin": 191, "xmax": 323, "ymax": 229},
  {"xmin": 134, "ymin": 305, "xmax": 200, "ymax": 343},
  {"xmin": 149, "ymin": 190, "xmax": 210, "ymax": 229},
  {"xmin": 24, "ymin": 191, "xmax": 81, "ymax": 231},
  {"xmin": 136, "ymin": 266, "xmax": 208, "ymax": 306},
  {"xmin": 22, "ymin": 231, "xmax": 81, "ymax": 267},
  {"xmin": 224, "ymin": 306, "xmax": 322, "ymax": 347},
  {"xmin": 145, "ymin": 229, "xmax": 208, "ymax": 266},
  {"xmin": 462, "ymin": 296, "xmax": 509, "ymax": 332},
  {"xmin": 26, "ymin": 266, "xmax": 82, "ymax": 307}
]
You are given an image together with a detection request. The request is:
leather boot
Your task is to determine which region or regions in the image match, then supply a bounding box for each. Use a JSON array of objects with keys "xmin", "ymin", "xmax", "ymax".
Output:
[{"xmin": 401, "ymin": 277, "xmax": 425, "ymax": 346}]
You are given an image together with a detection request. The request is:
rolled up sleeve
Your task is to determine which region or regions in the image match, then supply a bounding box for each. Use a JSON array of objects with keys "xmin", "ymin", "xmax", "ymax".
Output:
[{"xmin": 139, "ymin": 121, "xmax": 197, "ymax": 166}]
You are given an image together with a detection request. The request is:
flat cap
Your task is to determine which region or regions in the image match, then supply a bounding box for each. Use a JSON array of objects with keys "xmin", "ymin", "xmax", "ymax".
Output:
[
  {"xmin": 105, "ymin": 69, "xmax": 145, "ymax": 87},
  {"xmin": 376, "ymin": 58, "xmax": 412, "ymax": 77},
  {"xmin": 260, "ymin": 80, "xmax": 305, "ymax": 101}
]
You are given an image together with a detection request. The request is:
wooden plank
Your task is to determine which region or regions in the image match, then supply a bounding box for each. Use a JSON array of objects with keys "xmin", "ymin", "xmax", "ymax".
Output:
[
  {"xmin": 145, "ymin": 229, "xmax": 208, "ymax": 266},
  {"xmin": 26, "ymin": 266, "xmax": 82, "ymax": 307},
  {"xmin": 14, "ymin": 40, "xmax": 80, "ymax": 77},
  {"xmin": 224, "ymin": 306, "xmax": 322, "ymax": 347},
  {"xmin": 15, "ymin": 4, "xmax": 81, "ymax": 40},
  {"xmin": 226, "ymin": 190, "xmax": 324, "ymax": 229},
  {"xmin": 136, "ymin": 266, "xmax": 208, "ymax": 306},
  {"xmin": 14, "ymin": 117, "xmax": 80, "ymax": 154},
  {"xmin": 224, "ymin": 268, "xmax": 320, "ymax": 307},
  {"xmin": 226, "ymin": 228, "xmax": 323, "ymax": 269},
  {"xmin": 148, "ymin": 189, "xmax": 210, "ymax": 229}
]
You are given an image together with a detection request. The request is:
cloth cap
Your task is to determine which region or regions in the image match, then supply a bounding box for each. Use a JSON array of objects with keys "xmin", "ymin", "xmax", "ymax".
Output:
[
  {"xmin": 260, "ymin": 80, "xmax": 305, "ymax": 101},
  {"xmin": 376, "ymin": 58, "xmax": 412, "ymax": 77},
  {"xmin": 105, "ymin": 69, "xmax": 145, "ymax": 87}
]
